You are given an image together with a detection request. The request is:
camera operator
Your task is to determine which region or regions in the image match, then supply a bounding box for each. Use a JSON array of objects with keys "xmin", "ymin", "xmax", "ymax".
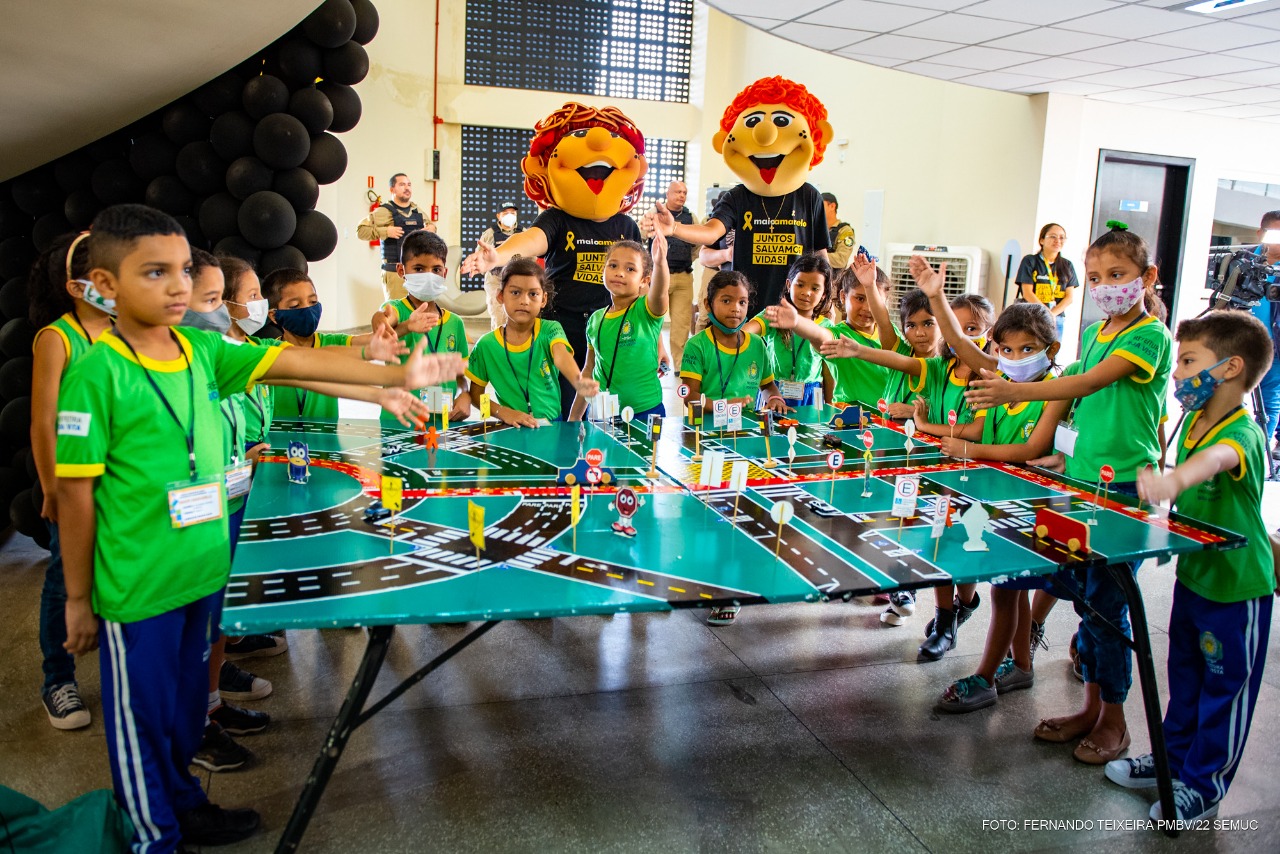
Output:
[{"xmin": 1252, "ymin": 210, "xmax": 1280, "ymax": 458}]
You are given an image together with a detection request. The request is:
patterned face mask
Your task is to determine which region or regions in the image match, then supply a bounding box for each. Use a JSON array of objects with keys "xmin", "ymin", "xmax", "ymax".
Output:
[{"xmin": 1090, "ymin": 278, "xmax": 1144, "ymax": 317}]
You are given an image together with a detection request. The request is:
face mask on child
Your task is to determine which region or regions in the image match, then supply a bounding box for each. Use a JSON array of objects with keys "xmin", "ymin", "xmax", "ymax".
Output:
[
  {"xmin": 499, "ymin": 213, "xmax": 517, "ymax": 228},
  {"xmin": 997, "ymin": 349, "xmax": 1051, "ymax": 383},
  {"xmin": 80, "ymin": 280, "xmax": 117, "ymax": 316},
  {"xmin": 709, "ymin": 314, "xmax": 746, "ymax": 335},
  {"xmin": 947, "ymin": 335, "xmax": 987, "ymax": 357},
  {"xmin": 228, "ymin": 298, "xmax": 269, "ymax": 335},
  {"xmin": 1091, "ymin": 278, "xmax": 1145, "ymax": 316},
  {"xmin": 181, "ymin": 305, "xmax": 231, "ymax": 335},
  {"xmin": 274, "ymin": 303, "xmax": 324, "ymax": 338},
  {"xmin": 403, "ymin": 272, "xmax": 448, "ymax": 302},
  {"xmin": 1174, "ymin": 358, "xmax": 1230, "ymax": 412}
]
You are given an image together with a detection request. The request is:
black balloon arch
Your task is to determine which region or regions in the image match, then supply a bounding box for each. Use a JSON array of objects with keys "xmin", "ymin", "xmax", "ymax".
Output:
[{"xmin": 0, "ymin": 0, "xmax": 380, "ymax": 544}]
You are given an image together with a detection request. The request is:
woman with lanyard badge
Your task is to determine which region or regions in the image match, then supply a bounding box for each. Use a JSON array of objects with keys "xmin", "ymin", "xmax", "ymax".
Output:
[
  {"xmin": 570, "ymin": 237, "xmax": 670, "ymax": 420},
  {"xmin": 1016, "ymin": 223, "xmax": 1078, "ymax": 342}
]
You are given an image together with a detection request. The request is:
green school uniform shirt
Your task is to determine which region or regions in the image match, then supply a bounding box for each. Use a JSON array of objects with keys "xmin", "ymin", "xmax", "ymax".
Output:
[
  {"xmin": 37, "ymin": 312, "xmax": 107, "ymax": 364},
  {"xmin": 979, "ymin": 392, "xmax": 1049, "ymax": 446},
  {"xmin": 465, "ymin": 319, "xmax": 570, "ymax": 421},
  {"xmin": 909, "ymin": 356, "xmax": 975, "ymax": 425},
  {"xmin": 586, "ymin": 297, "xmax": 665, "ymax": 413},
  {"xmin": 755, "ymin": 312, "xmax": 831, "ymax": 385},
  {"xmin": 380, "ymin": 298, "xmax": 470, "ymax": 424},
  {"xmin": 271, "ymin": 332, "xmax": 353, "ymax": 420},
  {"xmin": 1065, "ymin": 315, "xmax": 1171, "ymax": 482},
  {"xmin": 680, "ymin": 328, "xmax": 775, "ymax": 401},
  {"xmin": 241, "ymin": 337, "xmax": 288, "ymax": 445},
  {"xmin": 1173, "ymin": 407, "xmax": 1274, "ymax": 603},
  {"xmin": 825, "ymin": 323, "xmax": 889, "ymax": 407},
  {"xmin": 881, "ymin": 332, "xmax": 918, "ymax": 406},
  {"xmin": 55, "ymin": 327, "xmax": 283, "ymax": 623},
  {"xmin": 220, "ymin": 391, "xmax": 248, "ymax": 514}
]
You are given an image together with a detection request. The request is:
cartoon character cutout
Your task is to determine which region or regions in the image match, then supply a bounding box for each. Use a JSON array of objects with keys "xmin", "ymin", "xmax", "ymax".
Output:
[
  {"xmin": 287, "ymin": 440, "xmax": 310, "ymax": 484},
  {"xmin": 610, "ymin": 486, "xmax": 642, "ymax": 538},
  {"xmin": 714, "ymin": 77, "xmax": 833, "ymax": 197}
]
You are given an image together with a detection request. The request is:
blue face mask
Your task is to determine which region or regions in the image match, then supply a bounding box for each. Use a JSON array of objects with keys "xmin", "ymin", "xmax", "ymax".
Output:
[
  {"xmin": 274, "ymin": 303, "xmax": 323, "ymax": 338},
  {"xmin": 1174, "ymin": 358, "xmax": 1230, "ymax": 412},
  {"xmin": 710, "ymin": 314, "xmax": 746, "ymax": 335}
]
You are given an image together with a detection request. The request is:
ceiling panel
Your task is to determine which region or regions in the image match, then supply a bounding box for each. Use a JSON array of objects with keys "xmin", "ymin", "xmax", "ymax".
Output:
[
  {"xmin": 893, "ymin": 13, "xmax": 1034, "ymax": 44},
  {"xmin": 955, "ymin": 71, "xmax": 1053, "ymax": 90},
  {"xmin": 796, "ymin": 0, "xmax": 940, "ymax": 31},
  {"xmin": 1006, "ymin": 56, "xmax": 1123, "ymax": 80},
  {"xmin": 848, "ymin": 34, "xmax": 962, "ymax": 61},
  {"xmin": 924, "ymin": 45, "xmax": 1047, "ymax": 71},
  {"xmin": 1198, "ymin": 103, "xmax": 1280, "ymax": 118},
  {"xmin": 1141, "ymin": 19, "xmax": 1280, "ymax": 50},
  {"xmin": 1223, "ymin": 40, "xmax": 1280, "ymax": 62},
  {"xmin": 893, "ymin": 60, "xmax": 984, "ymax": 80},
  {"xmin": 1206, "ymin": 85, "xmax": 1280, "ymax": 103},
  {"xmin": 1055, "ymin": 6, "xmax": 1203, "ymax": 39},
  {"xmin": 963, "ymin": 0, "xmax": 1125, "ymax": 27},
  {"xmin": 1066, "ymin": 40, "xmax": 1200, "ymax": 65},
  {"xmin": 1075, "ymin": 67, "xmax": 1191, "ymax": 87},
  {"xmin": 983, "ymin": 27, "xmax": 1124, "ymax": 54},
  {"xmin": 724, "ymin": 0, "xmax": 833, "ymax": 19},
  {"xmin": 772, "ymin": 21, "xmax": 877, "ymax": 51},
  {"xmin": 1142, "ymin": 78, "xmax": 1252, "ymax": 96},
  {"xmin": 1143, "ymin": 53, "xmax": 1270, "ymax": 76}
]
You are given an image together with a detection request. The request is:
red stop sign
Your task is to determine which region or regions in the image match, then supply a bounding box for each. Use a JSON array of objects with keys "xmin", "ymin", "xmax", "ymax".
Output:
[
  {"xmin": 616, "ymin": 487, "xmax": 638, "ymax": 517},
  {"xmin": 1100, "ymin": 465, "xmax": 1115, "ymax": 484},
  {"xmin": 862, "ymin": 430, "xmax": 874, "ymax": 449},
  {"xmin": 947, "ymin": 410, "xmax": 958, "ymax": 426},
  {"xmin": 877, "ymin": 399, "xmax": 888, "ymax": 413},
  {"xmin": 586, "ymin": 448, "xmax": 604, "ymax": 467}
]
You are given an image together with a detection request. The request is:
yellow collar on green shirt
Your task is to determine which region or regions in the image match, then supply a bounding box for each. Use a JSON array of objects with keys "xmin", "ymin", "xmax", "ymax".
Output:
[
  {"xmin": 496, "ymin": 318, "xmax": 541, "ymax": 353},
  {"xmin": 704, "ymin": 327, "xmax": 751, "ymax": 354},
  {"xmin": 101, "ymin": 328, "xmax": 194, "ymax": 372},
  {"xmin": 1183, "ymin": 407, "xmax": 1249, "ymax": 449},
  {"xmin": 1095, "ymin": 314, "xmax": 1157, "ymax": 343}
]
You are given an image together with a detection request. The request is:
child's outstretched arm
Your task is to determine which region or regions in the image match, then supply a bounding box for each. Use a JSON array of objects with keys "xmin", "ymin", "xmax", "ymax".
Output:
[
  {"xmin": 568, "ymin": 348, "xmax": 598, "ymax": 422},
  {"xmin": 763, "ymin": 301, "xmax": 835, "ymax": 349},
  {"xmin": 908, "ymin": 255, "xmax": 995, "ymax": 375},
  {"xmin": 264, "ymin": 380, "xmax": 429, "ymax": 427},
  {"xmin": 552, "ymin": 341, "xmax": 601, "ymax": 412},
  {"xmin": 913, "ymin": 395, "xmax": 984, "ymax": 439},
  {"xmin": 759, "ymin": 381, "xmax": 790, "ymax": 414},
  {"xmin": 645, "ymin": 230, "xmax": 671, "ymax": 318},
  {"xmin": 938, "ymin": 399, "xmax": 1069, "ymax": 461},
  {"xmin": 1137, "ymin": 443, "xmax": 1241, "ymax": 506},
  {"xmin": 818, "ymin": 334, "xmax": 923, "ymax": 376},
  {"xmin": 854, "ymin": 254, "xmax": 897, "ymax": 351},
  {"xmin": 265, "ymin": 339, "xmax": 463, "ymax": 392},
  {"xmin": 461, "ymin": 228, "xmax": 551, "ymax": 276},
  {"xmin": 967, "ymin": 356, "xmax": 1137, "ymax": 409},
  {"xmin": 645, "ymin": 202, "xmax": 725, "ymax": 246}
]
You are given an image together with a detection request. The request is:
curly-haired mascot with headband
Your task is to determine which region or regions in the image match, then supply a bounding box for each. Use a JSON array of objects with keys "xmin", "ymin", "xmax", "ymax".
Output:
[
  {"xmin": 463, "ymin": 102, "xmax": 648, "ymax": 418},
  {"xmin": 645, "ymin": 77, "xmax": 833, "ymax": 317}
]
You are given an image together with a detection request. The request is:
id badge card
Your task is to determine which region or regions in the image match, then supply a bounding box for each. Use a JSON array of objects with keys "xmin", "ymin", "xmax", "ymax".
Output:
[
  {"xmin": 777, "ymin": 379, "xmax": 805, "ymax": 401},
  {"xmin": 167, "ymin": 477, "xmax": 225, "ymax": 528},
  {"xmin": 224, "ymin": 461, "xmax": 253, "ymax": 499},
  {"xmin": 1054, "ymin": 421, "xmax": 1078, "ymax": 458}
]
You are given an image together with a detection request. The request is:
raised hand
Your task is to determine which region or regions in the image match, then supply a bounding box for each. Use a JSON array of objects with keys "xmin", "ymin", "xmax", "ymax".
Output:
[
  {"xmin": 965, "ymin": 368, "xmax": 1015, "ymax": 409},
  {"xmin": 648, "ymin": 201, "xmax": 676, "ymax": 237},
  {"xmin": 764, "ymin": 300, "xmax": 799, "ymax": 329},
  {"xmin": 912, "ymin": 395, "xmax": 930, "ymax": 426},
  {"xmin": 406, "ymin": 301, "xmax": 442, "ymax": 333},
  {"xmin": 366, "ymin": 323, "xmax": 409, "ymax": 362},
  {"xmin": 461, "ymin": 241, "xmax": 499, "ymax": 276},
  {"xmin": 819, "ymin": 336, "xmax": 860, "ymax": 359},
  {"xmin": 650, "ymin": 227, "xmax": 668, "ymax": 263},
  {"xmin": 378, "ymin": 387, "xmax": 428, "ymax": 428},
  {"xmin": 851, "ymin": 252, "xmax": 878, "ymax": 289},
  {"xmin": 371, "ymin": 304, "xmax": 399, "ymax": 335},
  {"xmin": 402, "ymin": 340, "xmax": 465, "ymax": 390},
  {"xmin": 908, "ymin": 255, "xmax": 947, "ymax": 299}
]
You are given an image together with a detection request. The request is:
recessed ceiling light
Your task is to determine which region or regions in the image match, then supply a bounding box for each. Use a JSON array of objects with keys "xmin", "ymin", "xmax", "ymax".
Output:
[{"xmin": 1184, "ymin": 0, "xmax": 1278, "ymax": 15}]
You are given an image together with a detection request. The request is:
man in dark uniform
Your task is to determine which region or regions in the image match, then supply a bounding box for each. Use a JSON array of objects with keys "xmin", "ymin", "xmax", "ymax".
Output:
[
  {"xmin": 823, "ymin": 191, "xmax": 855, "ymax": 271},
  {"xmin": 356, "ymin": 172, "xmax": 436, "ymax": 301},
  {"xmin": 478, "ymin": 202, "xmax": 523, "ymax": 329},
  {"xmin": 663, "ymin": 181, "xmax": 697, "ymax": 368}
]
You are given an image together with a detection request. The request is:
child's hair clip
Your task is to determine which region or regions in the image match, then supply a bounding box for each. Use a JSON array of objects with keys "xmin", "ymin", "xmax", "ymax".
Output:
[{"xmin": 1105, "ymin": 220, "xmax": 1129, "ymax": 231}]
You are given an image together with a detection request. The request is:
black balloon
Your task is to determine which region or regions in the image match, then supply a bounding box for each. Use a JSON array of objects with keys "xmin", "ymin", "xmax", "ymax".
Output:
[
  {"xmin": 0, "ymin": 197, "xmax": 29, "ymax": 239},
  {"xmin": 351, "ymin": 0, "xmax": 379, "ymax": 45},
  {"xmin": 0, "ymin": 277, "xmax": 27, "ymax": 321},
  {"xmin": 290, "ymin": 210, "xmax": 338, "ymax": 261},
  {"xmin": 86, "ymin": 133, "xmax": 129, "ymax": 163},
  {"xmin": 259, "ymin": 244, "xmax": 308, "ymax": 277},
  {"xmin": 145, "ymin": 175, "xmax": 196, "ymax": 215},
  {"xmin": 0, "ymin": 237, "xmax": 35, "ymax": 280},
  {"xmin": 277, "ymin": 37, "xmax": 323, "ymax": 86},
  {"xmin": 0, "ymin": 356, "xmax": 33, "ymax": 399},
  {"xmin": 192, "ymin": 72, "xmax": 244, "ymax": 116},
  {"xmin": 11, "ymin": 490, "xmax": 43, "ymax": 541},
  {"xmin": 273, "ymin": 167, "xmax": 320, "ymax": 212},
  {"xmin": 129, "ymin": 133, "xmax": 179, "ymax": 181},
  {"xmin": 237, "ymin": 191, "xmax": 296, "ymax": 250},
  {"xmin": 226, "ymin": 157, "xmax": 275, "ymax": 200},
  {"xmin": 174, "ymin": 215, "xmax": 208, "ymax": 251},
  {"xmin": 0, "ymin": 396, "xmax": 29, "ymax": 442},
  {"xmin": 198, "ymin": 193, "xmax": 242, "ymax": 243},
  {"xmin": 215, "ymin": 235, "xmax": 263, "ymax": 265},
  {"xmin": 0, "ymin": 317, "xmax": 36, "ymax": 358},
  {"xmin": 0, "ymin": 471, "xmax": 17, "ymax": 524},
  {"xmin": 210, "ymin": 111, "xmax": 256, "ymax": 161},
  {"xmin": 162, "ymin": 102, "xmax": 211, "ymax": 146},
  {"xmin": 17, "ymin": 444, "xmax": 36, "ymax": 484},
  {"xmin": 32, "ymin": 213, "xmax": 72, "ymax": 252},
  {"xmin": 318, "ymin": 82, "xmax": 361, "ymax": 133},
  {"xmin": 289, "ymin": 88, "xmax": 333, "ymax": 135},
  {"xmin": 53, "ymin": 152, "xmax": 96, "ymax": 194},
  {"xmin": 10, "ymin": 170, "xmax": 61, "ymax": 216},
  {"xmin": 175, "ymin": 141, "xmax": 226, "ymax": 196},
  {"xmin": 323, "ymin": 41, "xmax": 369, "ymax": 85},
  {"xmin": 63, "ymin": 190, "xmax": 100, "ymax": 229},
  {"xmin": 302, "ymin": 132, "xmax": 347, "ymax": 184},
  {"xmin": 91, "ymin": 158, "xmax": 144, "ymax": 204},
  {"xmin": 242, "ymin": 75, "xmax": 289, "ymax": 120},
  {"xmin": 304, "ymin": 0, "xmax": 357, "ymax": 48},
  {"xmin": 253, "ymin": 113, "xmax": 311, "ymax": 170}
]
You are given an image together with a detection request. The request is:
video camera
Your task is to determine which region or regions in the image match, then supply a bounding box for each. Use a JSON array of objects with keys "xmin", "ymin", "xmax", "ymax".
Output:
[{"xmin": 1206, "ymin": 233, "xmax": 1280, "ymax": 310}]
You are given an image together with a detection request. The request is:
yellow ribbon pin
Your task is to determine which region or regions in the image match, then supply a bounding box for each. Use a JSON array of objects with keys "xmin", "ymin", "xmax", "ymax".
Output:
[{"xmin": 565, "ymin": 231, "xmax": 576, "ymax": 251}]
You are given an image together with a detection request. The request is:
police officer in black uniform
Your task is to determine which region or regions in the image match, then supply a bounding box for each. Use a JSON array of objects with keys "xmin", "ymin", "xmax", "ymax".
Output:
[{"xmin": 356, "ymin": 172, "xmax": 435, "ymax": 300}]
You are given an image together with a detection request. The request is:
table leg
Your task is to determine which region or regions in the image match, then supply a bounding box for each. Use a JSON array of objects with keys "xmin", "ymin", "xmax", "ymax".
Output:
[{"xmin": 1108, "ymin": 564, "xmax": 1177, "ymax": 837}]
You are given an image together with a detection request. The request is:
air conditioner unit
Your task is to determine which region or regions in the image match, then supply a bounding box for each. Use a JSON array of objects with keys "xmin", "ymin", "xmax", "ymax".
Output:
[{"xmin": 883, "ymin": 243, "xmax": 988, "ymax": 314}]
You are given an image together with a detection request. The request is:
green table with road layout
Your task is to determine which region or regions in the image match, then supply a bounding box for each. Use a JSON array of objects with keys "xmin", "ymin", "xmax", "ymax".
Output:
[{"xmin": 225, "ymin": 406, "xmax": 1246, "ymax": 851}]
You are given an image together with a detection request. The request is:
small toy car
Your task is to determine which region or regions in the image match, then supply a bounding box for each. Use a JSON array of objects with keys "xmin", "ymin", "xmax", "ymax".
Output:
[
  {"xmin": 821, "ymin": 435, "xmax": 843, "ymax": 450},
  {"xmin": 363, "ymin": 501, "xmax": 392, "ymax": 523},
  {"xmin": 777, "ymin": 418, "xmax": 799, "ymax": 428}
]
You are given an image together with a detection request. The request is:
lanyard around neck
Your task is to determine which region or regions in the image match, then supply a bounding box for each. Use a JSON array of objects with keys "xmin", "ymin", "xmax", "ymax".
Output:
[
  {"xmin": 502, "ymin": 324, "xmax": 536, "ymax": 413},
  {"xmin": 113, "ymin": 329, "xmax": 197, "ymax": 480},
  {"xmin": 595, "ymin": 301, "xmax": 635, "ymax": 389},
  {"xmin": 711, "ymin": 330, "xmax": 744, "ymax": 399}
]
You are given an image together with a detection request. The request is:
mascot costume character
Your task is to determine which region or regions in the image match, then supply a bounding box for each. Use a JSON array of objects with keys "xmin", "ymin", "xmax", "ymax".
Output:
[
  {"xmin": 646, "ymin": 77, "xmax": 832, "ymax": 318},
  {"xmin": 463, "ymin": 103, "xmax": 648, "ymax": 418}
]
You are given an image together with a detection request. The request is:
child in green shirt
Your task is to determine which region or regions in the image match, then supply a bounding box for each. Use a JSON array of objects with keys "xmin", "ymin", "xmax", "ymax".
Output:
[
  {"xmin": 569, "ymin": 235, "xmax": 670, "ymax": 421},
  {"xmin": 740, "ymin": 253, "xmax": 835, "ymax": 408},
  {"xmin": 819, "ymin": 262, "xmax": 894, "ymax": 407},
  {"xmin": 1106, "ymin": 310, "xmax": 1276, "ymax": 822},
  {"xmin": 867, "ymin": 286, "xmax": 941, "ymax": 418},
  {"xmin": 465, "ymin": 259, "xmax": 599, "ymax": 426},
  {"xmin": 371, "ymin": 229, "xmax": 472, "ymax": 424}
]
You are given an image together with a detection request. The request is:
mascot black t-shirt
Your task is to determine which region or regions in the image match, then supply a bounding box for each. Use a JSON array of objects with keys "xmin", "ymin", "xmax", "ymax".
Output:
[
  {"xmin": 711, "ymin": 183, "xmax": 829, "ymax": 315},
  {"xmin": 531, "ymin": 208, "xmax": 642, "ymax": 314}
]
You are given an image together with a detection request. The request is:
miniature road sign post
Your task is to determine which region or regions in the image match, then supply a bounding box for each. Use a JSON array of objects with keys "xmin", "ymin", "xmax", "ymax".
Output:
[
  {"xmin": 827, "ymin": 449, "xmax": 844, "ymax": 502},
  {"xmin": 770, "ymin": 500, "xmax": 795, "ymax": 560},
  {"xmin": 571, "ymin": 484, "xmax": 581, "ymax": 550},
  {"xmin": 727, "ymin": 403, "xmax": 742, "ymax": 452},
  {"xmin": 467, "ymin": 500, "xmax": 485, "ymax": 566},
  {"xmin": 611, "ymin": 487, "xmax": 640, "ymax": 537},
  {"xmin": 699, "ymin": 449, "xmax": 725, "ymax": 489},
  {"xmin": 479, "ymin": 394, "xmax": 491, "ymax": 435},
  {"xmin": 1092, "ymin": 464, "xmax": 1115, "ymax": 526},
  {"xmin": 381, "ymin": 475, "xmax": 403, "ymax": 553},
  {"xmin": 713, "ymin": 399, "xmax": 728, "ymax": 436},
  {"xmin": 891, "ymin": 474, "xmax": 919, "ymax": 541},
  {"xmin": 948, "ymin": 409, "xmax": 958, "ymax": 442},
  {"xmin": 878, "ymin": 399, "xmax": 888, "ymax": 419},
  {"xmin": 729, "ymin": 459, "xmax": 749, "ymax": 523},
  {"xmin": 786, "ymin": 425, "xmax": 797, "ymax": 474},
  {"xmin": 861, "ymin": 430, "xmax": 874, "ymax": 497},
  {"xmin": 688, "ymin": 400, "xmax": 704, "ymax": 461},
  {"xmin": 904, "ymin": 436, "xmax": 915, "ymax": 467},
  {"xmin": 646, "ymin": 415, "xmax": 662, "ymax": 478},
  {"xmin": 621, "ymin": 405, "xmax": 635, "ymax": 446},
  {"xmin": 930, "ymin": 494, "xmax": 951, "ymax": 561},
  {"xmin": 760, "ymin": 410, "xmax": 776, "ymax": 468}
]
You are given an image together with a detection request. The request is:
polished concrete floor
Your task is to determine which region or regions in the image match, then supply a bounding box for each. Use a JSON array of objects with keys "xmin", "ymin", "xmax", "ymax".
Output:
[{"xmin": 3, "ymin": 500, "xmax": 1279, "ymax": 853}]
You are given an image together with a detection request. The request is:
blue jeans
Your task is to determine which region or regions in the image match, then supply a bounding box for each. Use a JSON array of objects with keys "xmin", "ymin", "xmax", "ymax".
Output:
[
  {"xmin": 39, "ymin": 520, "xmax": 76, "ymax": 692},
  {"xmin": 1256, "ymin": 356, "xmax": 1280, "ymax": 441},
  {"xmin": 1046, "ymin": 481, "xmax": 1140, "ymax": 705},
  {"xmin": 1055, "ymin": 313, "xmax": 1066, "ymax": 343}
]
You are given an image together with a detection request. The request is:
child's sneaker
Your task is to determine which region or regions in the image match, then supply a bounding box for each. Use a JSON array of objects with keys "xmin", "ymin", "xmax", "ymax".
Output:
[
  {"xmin": 880, "ymin": 590, "xmax": 916, "ymax": 626},
  {"xmin": 993, "ymin": 657, "xmax": 1034, "ymax": 694},
  {"xmin": 209, "ymin": 702, "xmax": 271, "ymax": 736},
  {"xmin": 192, "ymin": 722, "xmax": 253, "ymax": 772},
  {"xmin": 934, "ymin": 674, "xmax": 996, "ymax": 714},
  {"xmin": 42, "ymin": 682, "xmax": 91, "ymax": 730},
  {"xmin": 178, "ymin": 802, "xmax": 261, "ymax": 846},
  {"xmin": 1028, "ymin": 619, "xmax": 1048, "ymax": 667},
  {"xmin": 1105, "ymin": 753, "xmax": 1158, "ymax": 789},
  {"xmin": 707, "ymin": 606, "xmax": 740, "ymax": 626},
  {"xmin": 223, "ymin": 632, "xmax": 288, "ymax": 661},
  {"xmin": 218, "ymin": 661, "xmax": 272, "ymax": 701},
  {"xmin": 1148, "ymin": 780, "xmax": 1219, "ymax": 822}
]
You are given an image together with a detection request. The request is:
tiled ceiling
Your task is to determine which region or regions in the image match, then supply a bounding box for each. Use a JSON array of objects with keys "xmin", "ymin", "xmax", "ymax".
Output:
[{"xmin": 710, "ymin": 0, "xmax": 1280, "ymax": 122}]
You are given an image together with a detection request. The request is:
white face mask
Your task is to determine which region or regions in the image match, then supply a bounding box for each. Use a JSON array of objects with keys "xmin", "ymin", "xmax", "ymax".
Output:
[
  {"xmin": 997, "ymin": 348, "xmax": 1051, "ymax": 383},
  {"xmin": 499, "ymin": 213, "xmax": 517, "ymax": 228},
  {"xmin": 229, "ymin": 298, "xmax": 270, "ymax": 335},
  {"xmin": 403, "ymin": 271, "xmax": 448, "ymax": 302},
  {"xmin": 80, "ymin": 280, "xmax": 117, "ymax": 316},
  {"xmin": 1091, "ymin": 277, "xmax": 1145, "ymax": 317}
]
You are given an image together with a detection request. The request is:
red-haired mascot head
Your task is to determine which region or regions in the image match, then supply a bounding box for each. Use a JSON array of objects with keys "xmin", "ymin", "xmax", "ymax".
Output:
[
  {"xmin": 521, "ymin": 103, "xmax": 648, "ymax": 222},
  {"xmin": 714, "ymin": 77, "xmax": 832, "ymax": 197}
]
